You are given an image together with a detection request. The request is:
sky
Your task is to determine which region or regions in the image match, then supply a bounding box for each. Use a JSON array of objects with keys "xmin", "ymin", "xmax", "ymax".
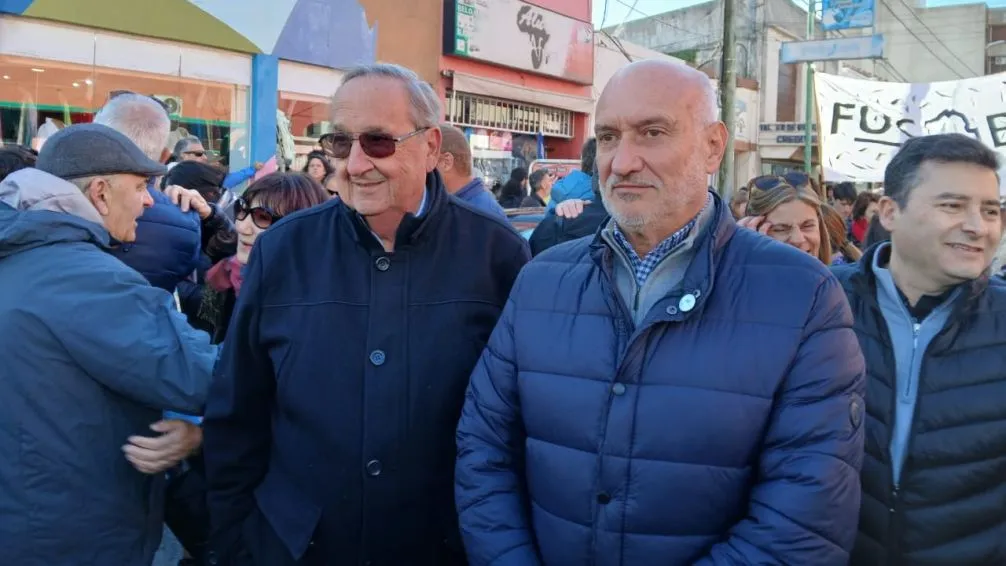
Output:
[{"xmin": 591, "ymin": 0, "xmax": 1006, "ymax": 28}]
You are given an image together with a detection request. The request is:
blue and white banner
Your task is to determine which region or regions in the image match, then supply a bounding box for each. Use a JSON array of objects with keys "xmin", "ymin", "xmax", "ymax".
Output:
[{"xmin": 821, "ymin": 0, "xmax": 875, "ymax": 30}]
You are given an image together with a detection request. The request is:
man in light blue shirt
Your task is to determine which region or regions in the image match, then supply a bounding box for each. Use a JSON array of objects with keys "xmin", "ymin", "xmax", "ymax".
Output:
[{"xmin": 833, "ymin": 133, "xmax": 1006, "ymax": 565}]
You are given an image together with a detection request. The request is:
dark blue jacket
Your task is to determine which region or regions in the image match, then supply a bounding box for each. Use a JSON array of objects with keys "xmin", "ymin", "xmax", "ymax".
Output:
[
  {"xmin": 835, "ymin": 245, "xmax": 1006, "ymax": 565},
  {"xmin": 109, "ymin": 184, "xmax": 201, "ymax": 292},
  {"xmin": 456, "ymin": 194, "xmax": 866, "ymax": 565},
  {"xmin": 454, "ymin": 177, "xmax": 506, "ymax": 219},
  {"xmin": 203, "ymin": 172, "xmax": 530, "ymax": 566}
]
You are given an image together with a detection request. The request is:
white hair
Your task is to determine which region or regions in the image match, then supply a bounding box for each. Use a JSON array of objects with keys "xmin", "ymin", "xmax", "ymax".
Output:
[
  {"xmin": 67, "ymin": 175, "xmax": 100, "ymax": 193},
  {"xmin": 93, "ymin": 94, "xmax": 171, "ymax": 161},
  {"xmin": 336, "ymin": 63, "xmax": 442, "ymax": 128}
]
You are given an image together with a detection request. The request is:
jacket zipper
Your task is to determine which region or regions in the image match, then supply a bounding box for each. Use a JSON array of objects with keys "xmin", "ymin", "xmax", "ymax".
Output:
[
  {"xmin": 903, "ymin": 322, "xmax": 920, "ymax": 399},
  {"xmin": 887, "ymin": 320, "xmax": 955, "ymax": 562}
]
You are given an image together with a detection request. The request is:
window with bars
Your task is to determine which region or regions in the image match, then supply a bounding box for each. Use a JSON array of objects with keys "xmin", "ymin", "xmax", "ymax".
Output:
[{"xmin": 446, "ymin": 91, "xmax": 574, "ymax": 138}]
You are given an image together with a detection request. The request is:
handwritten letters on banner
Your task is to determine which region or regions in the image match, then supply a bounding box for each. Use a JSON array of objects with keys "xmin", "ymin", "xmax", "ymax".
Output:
[{"xmin": 814, "ymin": 72, "xmax": 1006, "ymax": 189}]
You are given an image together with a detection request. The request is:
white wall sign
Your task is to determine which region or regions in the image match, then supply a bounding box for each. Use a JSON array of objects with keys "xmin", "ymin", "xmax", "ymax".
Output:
[
  {"xmin": 815, "ymin": 72, "xmax": 1006, "ymax": 190},
  {"xmin": 446, "ymin": 0, "xmax": 594, "ymax": 84}
]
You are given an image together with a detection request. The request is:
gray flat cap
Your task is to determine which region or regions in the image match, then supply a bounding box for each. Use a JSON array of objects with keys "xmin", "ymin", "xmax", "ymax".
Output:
[{"xmin": 36, "ymin": 123, "xmax": 167, "ymax": 180}]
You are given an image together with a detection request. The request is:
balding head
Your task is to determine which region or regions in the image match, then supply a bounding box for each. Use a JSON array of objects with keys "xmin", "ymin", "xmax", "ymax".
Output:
[
  {"xmin": 93, "ymin": 93, "xmax": 171, "ymax": 163},
  {"xmin": 437, "ymin": 124, "xmax": 474, "ymax": 192},
  {"xmin": 594, "ymin": 59, "xmax": 728, "ymax": 253}
]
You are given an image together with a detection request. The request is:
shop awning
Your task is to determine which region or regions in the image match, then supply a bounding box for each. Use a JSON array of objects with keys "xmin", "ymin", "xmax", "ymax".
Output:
[{"xmin": 451, "ymin": 72, "xmax": 595, "ymax": 115}]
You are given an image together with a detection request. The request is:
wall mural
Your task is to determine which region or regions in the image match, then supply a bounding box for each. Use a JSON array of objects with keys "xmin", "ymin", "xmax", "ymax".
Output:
[{"xmin": 0, "ymin": 0, "xmax": 374, "ymax": 69}]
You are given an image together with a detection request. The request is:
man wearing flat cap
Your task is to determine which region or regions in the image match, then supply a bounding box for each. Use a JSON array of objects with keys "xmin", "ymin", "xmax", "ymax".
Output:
[{"xmin": 0, "ymin": 123, "xmax": 218, "ymax": 565}]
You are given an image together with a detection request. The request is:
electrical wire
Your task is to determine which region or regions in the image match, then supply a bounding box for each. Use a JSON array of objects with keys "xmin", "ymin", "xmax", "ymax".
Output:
[
  {"xmin": 892, "ymin": 0, "xmax": 981, "ymax": 76},
  {"xmin": 875, "ymin": 0, "xmax": 967, "ymax": 79}
]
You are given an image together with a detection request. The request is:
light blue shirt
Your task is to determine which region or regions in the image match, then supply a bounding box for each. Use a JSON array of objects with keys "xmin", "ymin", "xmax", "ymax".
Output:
[
  {"xmin": 872, "ymin": 243, "xmax": 958, "ymax": 485},
  {"xmin": 364, "ymin": 187, "xmax": 427, "ymax": 246}
]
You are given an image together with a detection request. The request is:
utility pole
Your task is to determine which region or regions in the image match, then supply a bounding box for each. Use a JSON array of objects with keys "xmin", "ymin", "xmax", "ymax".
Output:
[
  {"xmin": 717, "ymin": 0, "xmax": 736, "ymax": 198},
  {"xmin": 804, "ymin": 0, "xmax": 815, "ymax": 173}
]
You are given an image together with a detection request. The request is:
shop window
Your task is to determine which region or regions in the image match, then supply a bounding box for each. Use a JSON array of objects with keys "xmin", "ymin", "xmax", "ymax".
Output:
[
  {"xmin": 278, "ymin": 91, "xmax": 331, "ymax": 171},
  {"xmin": 0, "ymin": 54, "xmax": 248, "ymax": 170},
  {"xmin": 776, "ymin": 59, "xmax": 798, "ymax": 123}
]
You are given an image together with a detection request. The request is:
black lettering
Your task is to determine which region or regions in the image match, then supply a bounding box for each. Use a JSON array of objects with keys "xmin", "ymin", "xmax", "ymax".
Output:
[
  {"xmin": 895, "ymin": 118, "xmax": 915, "ymax": 137},
  {"xmin": 859, "ymin": 106, "xmax": 891, "ymax": 135},
  {"xmin": 987, "ymin": 112, "xmax": 1006, "ymax": 147},
  {"xmin": 830, "ymin": 103, "xmax": 855, "ymax": 135}
]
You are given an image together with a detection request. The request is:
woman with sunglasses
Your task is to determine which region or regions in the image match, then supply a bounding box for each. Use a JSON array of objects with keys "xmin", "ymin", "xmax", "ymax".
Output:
[
  {"xmin": 199, "ymin": 173, "xmax": 328, "ymax": 344},
  {"xmin": 737, "ymin": 173, "xmax": 833, "ymax": 265}
]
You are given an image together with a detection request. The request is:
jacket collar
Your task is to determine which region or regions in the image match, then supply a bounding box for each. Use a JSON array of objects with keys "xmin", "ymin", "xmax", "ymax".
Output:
[
  {"xmin": 344, "ymin": 169, "xmax": 449, "ymax": 252},
  {"xmin": 454, "ymin": 177, "xmax": 486, "ymax": 202},
  {"xmin": 588, "ymin": 189, "xmax": 737, "ymax": 319},
  {"xmin": 849, "ymin": 241, "xmax": 988, "ymax": 320}
]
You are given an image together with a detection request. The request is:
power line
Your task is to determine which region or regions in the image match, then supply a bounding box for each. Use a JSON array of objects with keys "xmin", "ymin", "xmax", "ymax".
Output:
[
  {"xmin": 608, "ymin": 0, "xmax": 714, "ymax": 40},
  {"xmin": 892, "ymin": 0, "xmax": 981, "ymax": 76},
  {"xmin": 876, "ymin": 0, "xmax": 967, "ymax": 79}
]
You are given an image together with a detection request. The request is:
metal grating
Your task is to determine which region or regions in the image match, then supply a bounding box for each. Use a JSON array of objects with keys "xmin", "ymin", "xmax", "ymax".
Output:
[{"xmin": 446, "ymin": 91, "xmax": 573, "ymax": 138}]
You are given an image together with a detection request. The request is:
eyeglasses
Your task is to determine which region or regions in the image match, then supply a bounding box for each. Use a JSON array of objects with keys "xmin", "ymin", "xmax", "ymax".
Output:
[
  {"xmin": 319, "ymin": 127, "xmax": 430, "ymax": 159},
  {"xmin": 749, "ymin": 172, "xmax": 811, "ymax": 192},
  {"xmin": 234, "ymin": 198, "xmax": 282, "ymax": 229},
  {"xmin": 183, "ymin": 151, "xmax": 206, "ymax": 158}
]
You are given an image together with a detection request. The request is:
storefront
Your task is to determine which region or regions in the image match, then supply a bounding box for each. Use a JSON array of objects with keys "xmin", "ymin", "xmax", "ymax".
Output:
[
  {"xmin": 440, "ymin": 0, "xmax": 594, "ymax": 186},
  {"xmin": 0, "ymin": 17, "xmax": 250, "ymax": 167},
  {"xmin": 758, "ymin": 121, "xmax": 819, "ymax": 176},
  {"xmin": 276, "ymin": 60, "xmax": 345, "ymax": 171},
  {"xmin": 0, "ymin": 0, "xmax": 373, "ymax": 177}
]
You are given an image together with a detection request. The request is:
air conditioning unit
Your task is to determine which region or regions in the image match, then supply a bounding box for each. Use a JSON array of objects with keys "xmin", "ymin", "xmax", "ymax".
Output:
[
  {"xmin": 994, "ymin": 56, "xmax": 1006, "ymax": 65},
  {"xmin": 152, "ymin": 95, "xmax": 182, "ymax": 117}
]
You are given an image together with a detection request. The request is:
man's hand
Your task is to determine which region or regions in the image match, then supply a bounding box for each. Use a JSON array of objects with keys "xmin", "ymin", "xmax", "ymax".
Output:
[
  {"xmin": 164, "ymin": 184, "xmax": 212, "ymax": 220},
  {"xmin": 556, "ymin": 198, "xmax": 588, "ymax": 219},
  {"xmin": 123, "ymin": 419, "xmax": 203, "ymax": 475},
  {"xmin": 737, "ymin": 215, "xmax": 772, "ymax": 235},
  {"xmin": 253, "ymin": 161, "xmax": 264, "ymax": 171}
]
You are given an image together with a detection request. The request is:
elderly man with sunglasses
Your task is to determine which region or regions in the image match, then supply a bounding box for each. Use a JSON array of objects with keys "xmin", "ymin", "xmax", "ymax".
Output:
[
  {"xmin": 455, "ymin": 59, "xmax": 866, "ymax": 566},
  {"xmin": 203, "ymin": 63, "xmax": 529, "ymax": 566}
]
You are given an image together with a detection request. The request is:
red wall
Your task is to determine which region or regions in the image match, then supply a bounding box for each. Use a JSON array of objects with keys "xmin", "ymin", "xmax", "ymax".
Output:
[{"xmin": 438, "ymin": 0, "xmax": 593, "ymax": 160}]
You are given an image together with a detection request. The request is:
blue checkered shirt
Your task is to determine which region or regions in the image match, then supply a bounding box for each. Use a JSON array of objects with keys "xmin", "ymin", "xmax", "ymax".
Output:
[{"xmin": 612, "ymin": 198, "xmax": 708, "ymax": 287}]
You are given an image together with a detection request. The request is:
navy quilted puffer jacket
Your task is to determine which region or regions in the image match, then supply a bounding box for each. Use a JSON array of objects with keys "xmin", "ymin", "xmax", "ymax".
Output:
[
  {"xmin": 109, "ymin": 185, "xmax": 201, "ymax": 292},
  {"xmin": 456, "ymin": 193, "xmax": 866, "ymax": 566}
]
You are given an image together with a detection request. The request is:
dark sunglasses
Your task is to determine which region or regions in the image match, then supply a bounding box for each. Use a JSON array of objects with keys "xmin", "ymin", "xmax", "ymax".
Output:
[
  {"xmin": 750, "ymin": 172, "xmax": 811, "ymax": 192},
  {"xmin": 109, "ymin": 89, "xmax": 171, "ymax": 114},
  {"xmin": 234, "ymin": 198, "xmax": 282, "ymax": 229},
  {"xmin": 183, "ymin": 151, "xmax": 206, "ymax": 157},
  {"xmin": 319, "ymin": 127, "xmax": 430, "ymax": 159}
]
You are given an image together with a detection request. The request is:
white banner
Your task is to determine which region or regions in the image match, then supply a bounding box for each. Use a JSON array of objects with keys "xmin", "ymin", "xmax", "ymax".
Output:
[{"xmin": 814, "ymin": 72, "xmax": 1006, "ymax": 190}]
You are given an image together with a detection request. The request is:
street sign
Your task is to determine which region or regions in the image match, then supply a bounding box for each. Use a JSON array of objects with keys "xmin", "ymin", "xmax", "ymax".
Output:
[
  {"xmin": 781, "ymin": 35, "xmax": 884, "ymax": 64},
  {"xmin": 822, "ymin": 0, "xmax": 876, "ymax": 30}
]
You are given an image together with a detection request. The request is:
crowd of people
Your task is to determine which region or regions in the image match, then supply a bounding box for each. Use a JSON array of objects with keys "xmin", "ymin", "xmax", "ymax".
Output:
[{"xmin": 1, "ymin": 56, "xmax": 1005, "ymax": 566}]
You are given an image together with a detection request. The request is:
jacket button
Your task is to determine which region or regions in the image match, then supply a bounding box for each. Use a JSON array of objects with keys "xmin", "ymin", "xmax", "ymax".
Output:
[
  {"xmin": 597, "ymin": 492, "xmax": 611, "ymax": 504},
  {"xmin": 665, "ymin": 305, "xmax": 678, "ymax": 315},
  {"xmin": 369, "ymin": 350, "xmax": 386, "ymax": 366},
  {"xmin": 365, "ymin": 459, "xmax": 382, "ymax": 476},
  {"xmin": 679, "ymin": 293, "xmax": 696, "ymax": 312},
  {"xmin": 611, "ymin": 383, "xmax": 626, "ymax": 395},
  {"xmin": 375, "ymin": 256, "xmax": 391, "ymax": 271}
]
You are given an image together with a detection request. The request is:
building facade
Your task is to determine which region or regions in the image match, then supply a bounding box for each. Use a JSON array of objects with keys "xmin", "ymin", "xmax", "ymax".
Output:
[
  {"xmin": 0, "ymin": 0, "xmax": 372, "ymax": 177},
  {"xmin": 603, "ymin": 0, "xmax": 825, "ymax": 190},
  {"xmin": 365, "ymin": 0, "xmax": 594, "ymax": 185}
]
